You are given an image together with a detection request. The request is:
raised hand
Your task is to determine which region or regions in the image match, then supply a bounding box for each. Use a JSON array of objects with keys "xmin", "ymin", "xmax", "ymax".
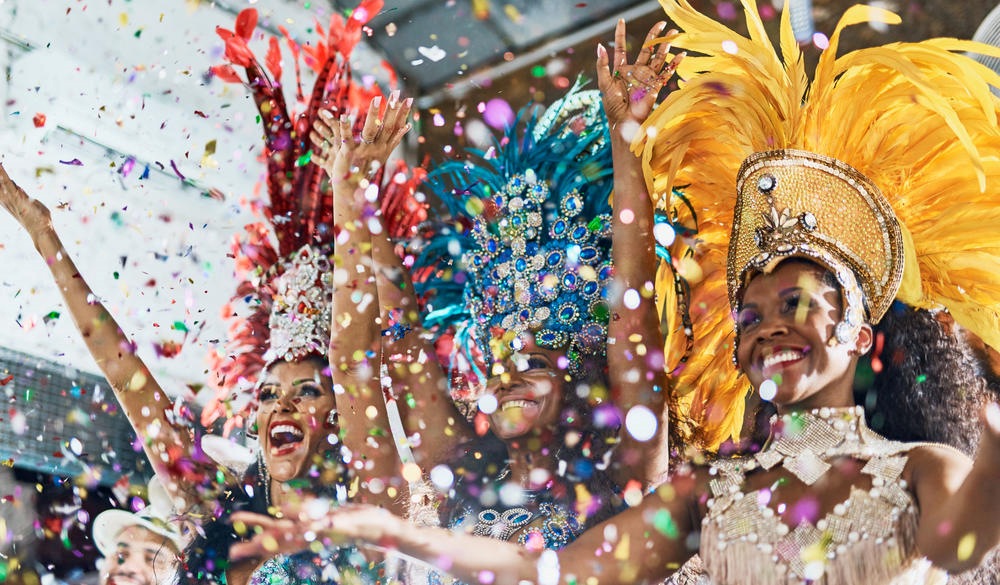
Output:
[
  {"xmin": 597, "ymin": 20, "xmax": 682, "ymax": 133},
  {"xmin": 0, "ymin": 163, "xmax": 52, "ymax": 240},
  {"xmin": 310, "ymin": 91, "xmax": 413, "ymax": 187}
]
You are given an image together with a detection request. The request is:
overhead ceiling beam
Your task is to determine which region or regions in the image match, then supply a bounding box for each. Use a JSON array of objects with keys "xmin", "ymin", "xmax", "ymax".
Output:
[{"xmin": 415, "ymin": 0, "xmax": 663, "ymax": 109}]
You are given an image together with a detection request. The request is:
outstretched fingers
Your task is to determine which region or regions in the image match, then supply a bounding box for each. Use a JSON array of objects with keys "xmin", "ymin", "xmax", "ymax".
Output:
[
  {"xmin": 635, "ymin": 21, "xmax": 666, "ymax": 67},
  {"xmin": 359, "ymin": 96, "xmax": 384, "ymax": 146},
  {"xmin": 613, "ymin": 18, "xmax": 628, "ymax": 74}
]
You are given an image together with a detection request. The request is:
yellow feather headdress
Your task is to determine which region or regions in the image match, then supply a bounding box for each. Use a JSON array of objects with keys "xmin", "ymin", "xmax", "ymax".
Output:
[{"xmin": 639, "ymin": 0, "xmax": 1000, "ymax": 449}]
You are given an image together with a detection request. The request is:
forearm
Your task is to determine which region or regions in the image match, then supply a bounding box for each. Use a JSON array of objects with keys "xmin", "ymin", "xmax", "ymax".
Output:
[
  {"xmin": 383, "ymin": 516, "xmax": 540, "ymax": 585},
  {"xmin": 371, "ymin": 233, "xmax": 473, "ymax": 468},
  {"xmin": 918, "ymin": 448, "xmax": 1000, "ymax": 571},
  {"xmin": 331, "ymin": 181, "xmax": 404, "ymax": 512},
  {"xmin": 608, "ymin": 133, "xmax": 670, "ymax": 486},
  {"xmin": 29, "ymin": 226, "xmax": 202, "ymax": 498}
]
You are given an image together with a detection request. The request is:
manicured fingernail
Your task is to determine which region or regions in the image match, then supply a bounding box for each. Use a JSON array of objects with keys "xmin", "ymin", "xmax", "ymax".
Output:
[
  {"xmin": 656, "ymin": 21, "xmax": 666, "ymax": 32},
  {"xmin": 597, "ymin": 43, "xmax": 606, "ymax": 58},
  {"xmin": 404, "ymin": 97, "xmax": 414, "ymax": 108},
  {"xmin": 320, "ymin": 109, "xmax": 334, "ymax": 119},
  {"xmin": 373, "ymin": 96, "xmax": 382, "ymax": 108}
]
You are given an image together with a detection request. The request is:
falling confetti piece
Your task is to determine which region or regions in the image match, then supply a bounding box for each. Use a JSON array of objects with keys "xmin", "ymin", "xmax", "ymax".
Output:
[
  {"xmin": 32, "ymin": 113, "xmax": 46, "ymax": 127},
  {"xmin": 417, "ymin": 45, "xmax": 447, "ymax": 62},
  {"xmin": 169, "ymin": 160, "xmax": 186, "ymax": 180},
  {"xmin": 59, "ymin": 159, "xmax": 83, "ymax": 166}
]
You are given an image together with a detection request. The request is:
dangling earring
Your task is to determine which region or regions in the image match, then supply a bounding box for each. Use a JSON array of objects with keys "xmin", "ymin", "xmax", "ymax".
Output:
[
  {"xmin": 246, "ymin": 421, "xmax": 259, "ymax": 440},
  {"xmin": 256, "ymin": 448, "xmax": 271, "ymax": 507},
  {"xmin": 324, "ymin": 408, "xmax": 339, "ymax": 428}
]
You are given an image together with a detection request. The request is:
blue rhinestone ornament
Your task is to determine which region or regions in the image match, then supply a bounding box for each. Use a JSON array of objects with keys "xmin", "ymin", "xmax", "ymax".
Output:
[{"xmin": 414, "ymin": 87, "xmax": 617, "ymax": 381}]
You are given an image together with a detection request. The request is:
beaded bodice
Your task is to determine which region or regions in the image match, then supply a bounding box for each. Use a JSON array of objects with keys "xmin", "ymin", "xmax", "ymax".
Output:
[
  {"xmin": 699, "ymin": 406, "xmax": 945, "ymax": 585},
  {"xmin": 250, "ymin": 546, "xmax": 378, "ymax": 585},
  {"xmin": 451, "ymin": 493, "xmax": 583, "ymax": 549}
]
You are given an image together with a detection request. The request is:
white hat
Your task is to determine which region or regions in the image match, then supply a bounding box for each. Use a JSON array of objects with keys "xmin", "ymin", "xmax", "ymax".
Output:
[
  {"xmin": 200, "ymin": 434, "xmax": 255, "ymax": 477},
  {"xmin": 92, "ymin": 476, "xmax": 186, "ymax": 556}
]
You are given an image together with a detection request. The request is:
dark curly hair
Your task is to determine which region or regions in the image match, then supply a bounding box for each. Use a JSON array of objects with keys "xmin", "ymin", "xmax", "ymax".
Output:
[
  {"xmin": 177, "ymin": 462, "xmax": 268, "ymax": 585},
  {"xmin": 855, "ymin": 301, "xmax": 999, "ymax": 457}
]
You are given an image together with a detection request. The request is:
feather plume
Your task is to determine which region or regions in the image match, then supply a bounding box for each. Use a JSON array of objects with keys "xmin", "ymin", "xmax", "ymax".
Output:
[{"xmin": 640, "ymin": 0, "xmax": 1000, "ymax": 448}]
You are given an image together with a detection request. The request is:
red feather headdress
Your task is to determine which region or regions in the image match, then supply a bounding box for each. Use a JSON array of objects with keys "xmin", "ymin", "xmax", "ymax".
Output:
[{"xmin": 202, "ymin": 2, "xmax": 427, "ymax": 432}]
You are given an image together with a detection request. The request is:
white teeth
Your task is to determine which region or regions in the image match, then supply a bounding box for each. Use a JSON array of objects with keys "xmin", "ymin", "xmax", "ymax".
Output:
[
  {"xmin": 270, "ymin": 424, "xmax": 304, "ymax": 439},
  {"xmin": 501, "ymin": 399, "xmax": 536, "ymax": 411},
  {"xmin": 762, "ymin": 350, "xmax": 803, "ymax": 370}
]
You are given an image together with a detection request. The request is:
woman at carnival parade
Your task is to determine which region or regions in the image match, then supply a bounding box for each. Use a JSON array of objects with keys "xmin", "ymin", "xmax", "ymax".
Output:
[
  {"xmin": 291, "ymin": 17, "xmax": 687, "ymax": 569},
  {"xmin": 228, "ymin": 1, "xmax": 1000, "ymax": 584},
  {"xmin": 0, "ymin": 4, "xmax": 418, "ymax": 583}
]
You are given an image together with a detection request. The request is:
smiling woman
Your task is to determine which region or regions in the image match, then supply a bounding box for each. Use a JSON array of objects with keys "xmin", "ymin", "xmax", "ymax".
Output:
[{"xmin": 224, "ymin": 1, "xmax": 1000, "ymax": 583}]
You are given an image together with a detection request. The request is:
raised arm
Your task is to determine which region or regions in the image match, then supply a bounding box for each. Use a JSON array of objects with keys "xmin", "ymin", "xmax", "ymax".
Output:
[
  {"xmin": 0, "ymin": 163, "xmax": 208, "ymax": 507},
  {"xmin": 311, "ymin": 96, "xmax": 412, "ymax": 512},
  {"xmin": 230, "ymin": 466, "xmax": 708, "ymax": 585},
  {"xmin": 369, "ymin": 189, "xmax": 475, "ymax": 471},
  {"xmin": 911, "ymin": 403, "xmax": 1000, "ymax": 573},
  {"xmin": 597, "ymin": 20, "xmax": 682, "ymax": 489}
]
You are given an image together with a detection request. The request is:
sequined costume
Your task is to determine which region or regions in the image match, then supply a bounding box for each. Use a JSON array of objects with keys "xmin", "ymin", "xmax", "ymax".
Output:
[
  {"xmin": 700, "ymin": 407, "xmax": 947, "ymax": 585},
  {"xmin": 250, "ymin": 547, "xmax": 379, "ymax": 585},
  {"xmin": 450, "ymin": 491, "xmax": 583, "ymax": 550}
]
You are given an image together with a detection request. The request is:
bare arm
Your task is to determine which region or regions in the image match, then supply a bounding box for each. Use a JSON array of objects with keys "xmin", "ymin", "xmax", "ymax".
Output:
[
  {"xmin": 313, "ymin": 97, "xmax": 411, "ymax": 512},
  {"xmin": 911, "ymin": 403, "xmax": 1000, "ymax": 572},
  {"xmin": 598, "ymin": 20, "xmax": 681, "ymax": 489},
  {"xmin": 370, "ymin": 224, "xmax": 475, "ymax": 470},
  {"xmin": 0, "ymin": 163, "xmax": 207, "ymax": 508},
  {"xmin": 231, "ymin": 467, "xmax": 706, "ymax": 585}
]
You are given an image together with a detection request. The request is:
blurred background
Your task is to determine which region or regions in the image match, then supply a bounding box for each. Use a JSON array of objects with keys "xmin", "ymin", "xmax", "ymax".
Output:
[{"xmin": 0, "ymin": 0, "xmax": 995, "ymax": 579}]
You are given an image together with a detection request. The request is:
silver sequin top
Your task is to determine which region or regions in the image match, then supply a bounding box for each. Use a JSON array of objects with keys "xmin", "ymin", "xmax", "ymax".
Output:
[{"xmin": 695, "ymin": 406, "xmax": 948, "ymax": 585}]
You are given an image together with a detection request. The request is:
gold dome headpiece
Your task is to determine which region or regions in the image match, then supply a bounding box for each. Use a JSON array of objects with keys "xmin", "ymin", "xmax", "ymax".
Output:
[
  {"xmin": 731, "ymin": 150, "xmax": 905, "ymax": 344},
  {"xmin": 634, "ymin": 0, "xmax": 1000, "ymax": 449}
]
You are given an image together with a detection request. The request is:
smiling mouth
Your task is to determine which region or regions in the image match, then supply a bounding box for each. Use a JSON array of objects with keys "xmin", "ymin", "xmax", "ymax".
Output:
[
  {"xmin": 501, "ymin": 399, "xmax": 538, "ymax": 411},
  {"xmin": 760, "ymin": 348, "xmax": 808, "ymax": 376},
  {"xmin": 269, "ymin": 423, "xmax": 305, "ymax": 455}
]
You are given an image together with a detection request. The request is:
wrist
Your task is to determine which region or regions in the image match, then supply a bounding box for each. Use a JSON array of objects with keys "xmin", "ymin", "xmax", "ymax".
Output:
[{"xmin": 32, "ymin": 227, "xmax": 62, "ymax": 257}]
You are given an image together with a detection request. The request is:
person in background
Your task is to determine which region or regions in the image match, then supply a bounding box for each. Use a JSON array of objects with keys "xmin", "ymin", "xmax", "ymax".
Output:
[{"xmin": 92, "ymin": 477, "xmax": 186, "ymax": 585}]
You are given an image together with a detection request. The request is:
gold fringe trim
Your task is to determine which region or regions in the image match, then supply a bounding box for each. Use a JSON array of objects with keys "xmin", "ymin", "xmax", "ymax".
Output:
[{"xmin": 699, "ymin": 506, "xmax": 935, "ymax": 584}]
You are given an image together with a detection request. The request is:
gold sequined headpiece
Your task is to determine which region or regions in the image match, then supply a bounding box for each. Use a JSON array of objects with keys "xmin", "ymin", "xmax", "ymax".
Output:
[
  {"xmin": 731, "ymin": 150, "xmax": 905, "ymax": 343},
  {"xmin": 632, "ymin": 0, "xmax": 1000, "ymax": 449}
]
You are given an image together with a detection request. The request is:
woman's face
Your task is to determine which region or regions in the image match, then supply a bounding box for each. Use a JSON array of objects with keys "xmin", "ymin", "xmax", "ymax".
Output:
[
  {"xmin": 484, "ymin": 339, "xmax": 566, "ymax": 441},
  {"xmin": 254, "ymin": 358, "xmax": 336, "ymax": 482},
  {"xmin": 735, "ymin": 260, "xmax": 872, "ymax": 412}
]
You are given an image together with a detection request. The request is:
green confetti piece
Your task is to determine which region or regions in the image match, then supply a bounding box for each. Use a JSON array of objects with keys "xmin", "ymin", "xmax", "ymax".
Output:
[
  {"xmin": 368, "ymin": 427, "xmax": 386, "ymax": 437},
  {"xmin": 44, "ymin": 311, "xmax": 60, "ymax": 323},
  {"xmin": 296, "ymin": 151, "xmax": 313, "ymax": 167},
  {"xmin": 653, "ymin": 509, "xmax": 679, "ymax": 538},
  {"xmin": 113, "ymin": 271, "xmax": 120, "ymax": 280},
  {"xmin": 531, "ymin": 65, "xmax": 546, "ymax": 78},
  {"xmin": 172, "ymin": 321, "xmax": 189, "ymax": 333},
  {"xmin": 916, "ymin": 374, "xmax": 927, "ymax": 383},
  {"xmin": 405, "ymin": 393, "xmax": 416, "ymax": 409},
  {"xmin": 587, "ymin": 216, "xmax": 605, "ymax": 231}
]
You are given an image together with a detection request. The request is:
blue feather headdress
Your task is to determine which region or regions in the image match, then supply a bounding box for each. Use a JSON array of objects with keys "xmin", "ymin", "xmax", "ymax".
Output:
[{"xmin": 415, "ymin": 86, "xmax": 614, "ymax": 381}]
